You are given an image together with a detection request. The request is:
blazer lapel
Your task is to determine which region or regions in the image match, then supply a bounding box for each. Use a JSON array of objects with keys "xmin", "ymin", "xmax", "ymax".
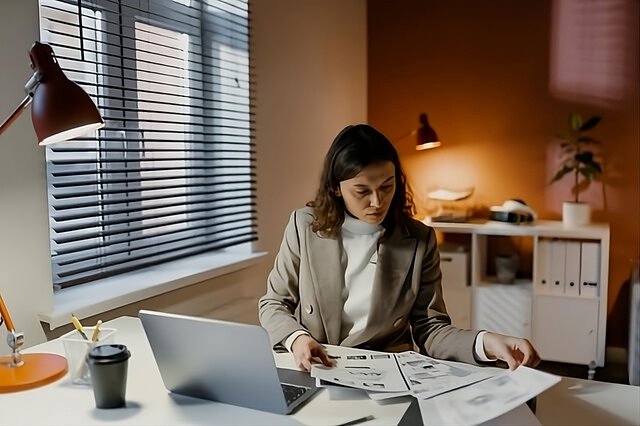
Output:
[
  {"xmin": 341, "ymin": 223, "xmax": 417, "ymax": 347},
  {"xmin": 306, "ymin": 231, "xmax": 345, "ymax": 345}
]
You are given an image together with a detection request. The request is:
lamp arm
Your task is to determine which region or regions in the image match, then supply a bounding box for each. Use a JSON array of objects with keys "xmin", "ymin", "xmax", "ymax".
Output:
[
  {"xmin": 0, "ymin": 95, "xmax": 33, "ymax": 138},
  {"xmin": 0, "ymin": 295, "xmax": 16, "ymax": 333},
  {"xmin": 0, "ymin": 294, "xmax": 24, "ymax": 367},
  {"xmin": 395, "ymin": 129, "xmax": 418, "ymax": 143}
]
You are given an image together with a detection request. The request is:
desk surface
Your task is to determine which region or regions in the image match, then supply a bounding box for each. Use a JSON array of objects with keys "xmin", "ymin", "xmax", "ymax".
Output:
[
  {"xmin": 6, "ymin": 317, "xmax": 410, "ymax": 426},
  {"xmin": 3, "ymin": 316, "xmax": 639, "ymax": 425}
]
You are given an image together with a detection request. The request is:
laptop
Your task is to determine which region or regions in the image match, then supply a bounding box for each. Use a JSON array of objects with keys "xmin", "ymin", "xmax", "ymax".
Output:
[{"xmin": 138, "ymin": 310, "xmax": 318, "ymax": 415}]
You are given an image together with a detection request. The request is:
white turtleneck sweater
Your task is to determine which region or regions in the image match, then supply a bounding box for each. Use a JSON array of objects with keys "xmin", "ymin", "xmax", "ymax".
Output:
[
  {"xmin": 339, "ymin": 214, "xmax": 384, "ymax": 339},
  {"xmin": 285, "ymin": 215, "xmax": 490, "ymax": 361}
]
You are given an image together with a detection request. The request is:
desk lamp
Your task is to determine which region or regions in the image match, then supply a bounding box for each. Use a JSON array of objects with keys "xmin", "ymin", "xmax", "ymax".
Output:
[{"xmin": 0, "ymin": 41, "xmax": 104, "ymax": 393}]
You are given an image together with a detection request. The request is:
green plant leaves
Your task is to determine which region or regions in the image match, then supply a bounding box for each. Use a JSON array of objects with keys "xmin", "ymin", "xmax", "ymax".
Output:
[
  {"xmin": 552, "ymin": 113, "xmax": 604, "ymax": 202},
  {"xmin": 551, "ymin": 165, "xmax": 575, "ymax": 183},
  {"xmin": 579, "ymin": 116, "xmax": 602, "ymax": 131},
  {"xmin": 570, "ymin": 113, "xmax": 583, "ymax": 131},
  {"xmin": 575, "ymin": 151, "xmax": 594, "ymax": 163}
]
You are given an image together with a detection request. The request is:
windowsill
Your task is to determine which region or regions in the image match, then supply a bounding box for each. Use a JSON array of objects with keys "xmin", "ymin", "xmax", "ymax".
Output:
[{"xmin": 38, "ymin": 246, "xmax": 267, "ymax": 330}]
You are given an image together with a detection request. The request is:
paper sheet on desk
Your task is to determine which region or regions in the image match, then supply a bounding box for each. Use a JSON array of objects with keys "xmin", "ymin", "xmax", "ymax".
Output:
[
  {"xmin": 311, "ymin": 350, "xmax": 495, "ymax": 400},
  {"xmin": 393, "ymin": 352, "xmax": 495, "ymax": 400},
  {"xmin": 418, "ymin": 366, "xmax": 560, "ymax": 426},
  {"xmin": 312, "ymin": 351, "xmax": 408, "ymax": 392}
]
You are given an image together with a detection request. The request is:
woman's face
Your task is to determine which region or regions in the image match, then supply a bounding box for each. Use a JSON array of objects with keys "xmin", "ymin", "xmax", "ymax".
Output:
[{"xmin": 338, "ymin": 161, "xmax": 396, "ymax": 225}]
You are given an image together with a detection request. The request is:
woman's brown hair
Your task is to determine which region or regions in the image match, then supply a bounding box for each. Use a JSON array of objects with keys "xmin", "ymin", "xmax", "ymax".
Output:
[{"xmin": 307, "ymin": 124, "xmax": 415, "ymax": 237}]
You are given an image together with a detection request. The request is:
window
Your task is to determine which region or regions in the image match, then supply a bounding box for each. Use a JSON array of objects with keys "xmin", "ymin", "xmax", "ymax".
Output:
[{"xmin": 40, "ymin": 0, "xmax": 255, "ymax": 289}]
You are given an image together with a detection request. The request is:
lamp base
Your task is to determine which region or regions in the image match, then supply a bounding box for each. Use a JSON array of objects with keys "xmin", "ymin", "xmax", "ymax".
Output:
[{"xmin": 0, "ymin": 353, "xmax": 67, "ymax": 393}]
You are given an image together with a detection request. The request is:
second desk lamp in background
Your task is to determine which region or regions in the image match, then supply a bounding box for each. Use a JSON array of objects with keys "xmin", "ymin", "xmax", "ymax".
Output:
[
  {"xmin": 415, "ymin": 113, "xmax": 441, "ymax": 151},
  {"xmin": 396, "ymin": 113, "xmax": 441, "ymax": 151},
  {"xmin": 0, "ymin": 41, "xmax": 105, "ymax": 393}
]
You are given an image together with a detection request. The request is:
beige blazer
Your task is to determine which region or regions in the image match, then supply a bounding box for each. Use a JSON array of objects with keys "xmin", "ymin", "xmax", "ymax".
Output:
[{"xmin": 259, "ymin": 207, "xmax": 481, "ymax": 364}]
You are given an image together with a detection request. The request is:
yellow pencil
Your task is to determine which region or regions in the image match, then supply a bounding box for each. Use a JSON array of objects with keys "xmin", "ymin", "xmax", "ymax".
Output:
[
  {"xmin": 71, "ymin": 313, "xmax": 89, "ymax": 340},
  {"xmin": 91, "ymin": 320, "xmax": 102, "ymax": 342}
]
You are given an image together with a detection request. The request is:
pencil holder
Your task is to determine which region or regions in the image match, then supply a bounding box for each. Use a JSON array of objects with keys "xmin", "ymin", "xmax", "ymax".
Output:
[{"xmin": 60, "ymin": 327, "xmax": 116, "ymax": 385}]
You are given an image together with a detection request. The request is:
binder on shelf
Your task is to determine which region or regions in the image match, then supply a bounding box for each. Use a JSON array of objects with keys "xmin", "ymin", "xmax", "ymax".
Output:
[
  {"xmin": 580, "ymin": 242, "xmax": 600, "ymax": 298},
  {"xmin": 536, "ymin": 239, "xmax": 552, "ymax": 294},
  {"xmin": 564, "ymin": 241, "xmax": 581, "ymax": 296},
  {"xmin": 549, "ymin": 240, "xmax": 566, "ymax": 295}
]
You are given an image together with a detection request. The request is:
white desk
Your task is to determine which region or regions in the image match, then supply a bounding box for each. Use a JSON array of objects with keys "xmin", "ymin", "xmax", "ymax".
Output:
[
  {"xmin": 2, "ymin": 316, "xmax": 638, "ymax": 425},
  {"xmin": 3, "ymin": 317, "xmax": 410, "ymax": 426},
  {"xmin": 536, "ymin": 376, "xmax": 640, "ymax": 425}
]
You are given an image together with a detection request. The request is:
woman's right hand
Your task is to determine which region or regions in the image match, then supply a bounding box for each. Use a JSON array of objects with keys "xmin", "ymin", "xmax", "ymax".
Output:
[{"xmin": 291, "ymin": 334, "xmax": 335, "ymax": 372}]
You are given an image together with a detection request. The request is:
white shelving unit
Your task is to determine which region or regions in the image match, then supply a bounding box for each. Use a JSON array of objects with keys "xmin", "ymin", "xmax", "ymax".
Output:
[{"xmin": 428, "ymin": 219, "xmax": 610, "ymax": 367}]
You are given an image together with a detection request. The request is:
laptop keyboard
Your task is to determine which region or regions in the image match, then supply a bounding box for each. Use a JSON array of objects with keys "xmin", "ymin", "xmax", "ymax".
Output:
[{"xmin": 281, "ymin": 383, "xmax": 311, "ymax": 406}]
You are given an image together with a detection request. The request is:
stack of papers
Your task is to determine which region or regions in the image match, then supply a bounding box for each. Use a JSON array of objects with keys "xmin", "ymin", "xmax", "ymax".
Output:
[
  {"xmin": 311, "ymin": 349, "xmax": 560, "ymax": 426},
  {"xmin": 312, "ymin": 351, "xmax": 493, "ymax": 400}
]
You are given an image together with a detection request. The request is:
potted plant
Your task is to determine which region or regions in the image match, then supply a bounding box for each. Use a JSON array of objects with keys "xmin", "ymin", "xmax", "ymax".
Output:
[{"xmin": 551, "ymin": 113, "xmax": 603, "ymax": 227}]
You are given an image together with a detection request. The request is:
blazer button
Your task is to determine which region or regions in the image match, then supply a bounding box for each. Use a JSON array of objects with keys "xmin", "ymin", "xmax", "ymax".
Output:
[
  {"xmin": 304, "ymin": 304, "xmax": 313, "ymax": 314},
  {"xmin": 393, "ymin": 317, "xmax": 404, "ymax": 328}
]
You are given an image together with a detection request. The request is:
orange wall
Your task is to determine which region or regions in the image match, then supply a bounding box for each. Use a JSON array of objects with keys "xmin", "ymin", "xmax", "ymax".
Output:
[{"xmin": 367, "ymin": 0, "xmax": 639, "ymax": 347}]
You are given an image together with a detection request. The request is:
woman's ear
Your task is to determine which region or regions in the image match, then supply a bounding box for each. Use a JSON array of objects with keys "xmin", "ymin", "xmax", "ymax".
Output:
[{"xmin": 335, "ymin": 188, "xmax": 342, "ymax": 197}]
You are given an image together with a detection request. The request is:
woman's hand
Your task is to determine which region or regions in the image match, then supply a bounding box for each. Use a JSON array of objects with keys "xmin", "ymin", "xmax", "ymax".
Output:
[
  {"xmin": 291, "ymin": 334, "xmax": 335, "ymax": 372},
  {"xmin": 483, "ymin": 332, "xmax": 541, "ymax": 370}
]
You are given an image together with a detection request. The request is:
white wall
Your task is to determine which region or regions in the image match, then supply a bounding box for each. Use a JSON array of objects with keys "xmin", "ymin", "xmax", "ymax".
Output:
[
  {"xmin": 250, "ymin": 0, "xmax": 368, "ymax": 295},
  {"xmin": 0, "ymin": 0, "xmax": 367, "ymax": 345}
]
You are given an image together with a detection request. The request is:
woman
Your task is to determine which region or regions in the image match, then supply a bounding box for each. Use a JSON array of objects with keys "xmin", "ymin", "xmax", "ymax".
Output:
[{"xmin": 259, "ymin": 124, "xmax": 540, "ymax": 372}]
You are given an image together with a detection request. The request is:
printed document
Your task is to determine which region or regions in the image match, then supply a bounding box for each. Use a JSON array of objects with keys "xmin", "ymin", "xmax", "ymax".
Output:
[
  {"xmin": 311, "ymin": 350, "xmax": 494, "ymax": 400},
  {"xmin": 418, "ymin": 366, "xmax": 560, "ymax": 426}
]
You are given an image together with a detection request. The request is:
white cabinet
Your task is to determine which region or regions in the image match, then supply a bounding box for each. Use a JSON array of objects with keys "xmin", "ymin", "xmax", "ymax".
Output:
[
  {"xmin": 431, "ymin": 219, "xmax": 609, "ymax": 367},
  {"xmin": 533, "ymin": 295, "xmax": 598, "ymax": 365}
]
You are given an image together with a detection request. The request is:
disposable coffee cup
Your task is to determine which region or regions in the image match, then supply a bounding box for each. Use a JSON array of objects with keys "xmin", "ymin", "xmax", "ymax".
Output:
[{"xmin": 87, "ymin": 344, "xmax": 131, "ymax": 409}]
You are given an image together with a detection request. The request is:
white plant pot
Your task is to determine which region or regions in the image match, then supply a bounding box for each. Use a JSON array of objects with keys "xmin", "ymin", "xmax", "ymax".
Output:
[{"xmin": 562, "ymin": 202, "xmax": 591, "ymax": 227}]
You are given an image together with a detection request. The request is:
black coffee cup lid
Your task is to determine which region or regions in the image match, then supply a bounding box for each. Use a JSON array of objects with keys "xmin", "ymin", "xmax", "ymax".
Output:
[{"xmin": 88, "ymin": 344, "xmax": 131, "ymax": 363}]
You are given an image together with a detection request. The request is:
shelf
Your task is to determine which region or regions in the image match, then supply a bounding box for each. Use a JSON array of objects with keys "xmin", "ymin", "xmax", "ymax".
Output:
[
  {"xmin": 427, "ymin": 219, "xmax": 610, "ymax": 239},
  {"xmin": 431, "ymin": 218, "xmax": 609, "ymax": 367},
  {"xmin": 533, "ymin": 292, "xmax": 599, "ymax": 301},
  {"xmin": 475, "ymin": 278, "xmax": 533, "ymax": 288}
]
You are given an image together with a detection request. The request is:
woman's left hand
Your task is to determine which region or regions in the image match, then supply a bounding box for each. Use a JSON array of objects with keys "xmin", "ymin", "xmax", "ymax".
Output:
[{"xmin": 482, "ymin": 332, "xmax": 541, "ymax": 370}]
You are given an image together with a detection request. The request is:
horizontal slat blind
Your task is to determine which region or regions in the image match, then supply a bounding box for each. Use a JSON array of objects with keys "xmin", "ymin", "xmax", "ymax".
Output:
[{"xmin": 40, "ymin": 0, "xmax": 255, "ymax": 289}]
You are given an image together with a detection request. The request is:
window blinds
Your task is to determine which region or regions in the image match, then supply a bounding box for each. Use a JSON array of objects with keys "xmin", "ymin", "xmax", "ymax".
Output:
[{"xmin": 40, "ymin": 0, "xmax": 255, "ymax": 289}]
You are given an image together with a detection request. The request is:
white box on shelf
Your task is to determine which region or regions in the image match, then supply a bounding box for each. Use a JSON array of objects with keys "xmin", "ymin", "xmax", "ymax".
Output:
[{"xmin": 439, "ymin": 245, "xmax": 469, "ymax": 288}]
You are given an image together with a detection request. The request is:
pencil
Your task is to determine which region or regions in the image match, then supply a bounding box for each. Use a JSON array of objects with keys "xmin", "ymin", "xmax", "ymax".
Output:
[
  {"xmin": 91, "ymin": 320, "xmax": 102, "ymax": 342},
  {"xmin": 336, "ymin": 415, "xmax": 375, "ymax": 426},
  {"xmin": 71, "ymin": 313, "xmax": 89, "ymax": 340}
]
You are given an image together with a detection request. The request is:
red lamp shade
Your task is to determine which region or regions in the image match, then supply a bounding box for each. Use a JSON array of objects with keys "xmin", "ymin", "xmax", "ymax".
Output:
[
  {"xmin": 416, "ymin": 113, "xmax": 441, "ymax": 151},
  {"xmin": 28, "ymin": 42, "xmax": 104, "ymax": 145}
]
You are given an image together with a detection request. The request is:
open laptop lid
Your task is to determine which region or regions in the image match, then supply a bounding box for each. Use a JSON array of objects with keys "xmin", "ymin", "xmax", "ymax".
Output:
[{"xmin": 139, "ymin": 310, "xmax": 312, "ymax": 414}]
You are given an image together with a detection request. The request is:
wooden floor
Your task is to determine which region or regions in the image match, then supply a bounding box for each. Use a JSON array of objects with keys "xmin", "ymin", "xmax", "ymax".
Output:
[
  {"xmin": 204, "ymin": 296, "xmax": 632, "ymax": 385},
  {"xmin": 201, "ymin": 295, "xmax": 260, "ymax": 325}
]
